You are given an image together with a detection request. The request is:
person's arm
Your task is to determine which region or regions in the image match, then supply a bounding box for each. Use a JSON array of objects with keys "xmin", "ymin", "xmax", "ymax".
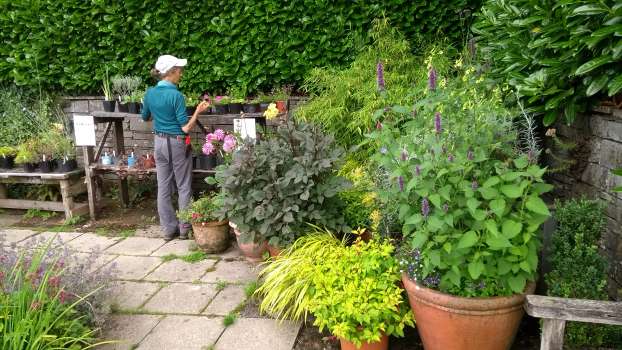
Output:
[{"xmin": 141, "ymin": 90, "xmax": 151, "ymax": 121}]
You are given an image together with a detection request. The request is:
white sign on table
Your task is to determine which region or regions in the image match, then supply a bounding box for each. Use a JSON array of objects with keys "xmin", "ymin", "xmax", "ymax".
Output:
[
  {"xmin": 234, "ymin": 118, "xmax": 256, "ymax": 141},
  {"xmin": 73, "ymin": 115, "xmax": 96, "ymax": 146}
]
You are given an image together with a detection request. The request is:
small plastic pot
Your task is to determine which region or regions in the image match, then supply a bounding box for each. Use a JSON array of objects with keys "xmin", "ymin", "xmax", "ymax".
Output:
[
  {"xmin": 259, "ymin": 102, "xmax": 270, "ymax": 112},
  {"xmin": 23, "ymin": 163, "xmax": 37, "ymax": 172},
  {"xmin": 243, "ymin": 103, "xmax": 260, "ymax": 113},
  {"xmin": 117, "ymin": 102, "xmax": 129, "ymax": 113},
  {"xmin": 214, "ymin": 104, "xmax": 228, "ymax": 114},
  {"xmin": 275, "ymin": 100, "xmax": 287, "ymax": 113},
  {"xmin": 0, "ymin": 156, "xmax": 15, "ymax": 169},
  {"xmin": 102, "ymin": 100, "xmax": 116, "ymax": 112},
  {"xmin": 38, "ymin": 160, "xmax": 54, "ymax": 173},
  {"xmin": 128, "ymin": 102, "xmax": 140, "ymax": 114},
  {"xmin": 228, "ymin": 103, "xmax": 242, "ymax": 114},
  {"xmin": 56, "ymin": 159, "xmax": 77, "ymax": 172}
]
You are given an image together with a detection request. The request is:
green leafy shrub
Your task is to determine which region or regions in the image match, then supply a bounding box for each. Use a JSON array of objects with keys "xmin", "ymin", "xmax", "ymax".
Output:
[
  {"xmin": 14, "ymin": 140, "xmax": 39, "ymax": 164},
  {"xmin": 338, "ymin": 161, "xmax": 379, "ymax": 232},
  {"xmin": 545, "ymin": 198, "xmax": 622, "ymax": 348},
  {"xmin": 474, "ymin": 0, "xmax": 622, "ymax": 125},
  {"xmin": 212, "ymin": 121, "xmax": 350, "ymax": 247},
  {"xmin": 0, "ymin": 146, "xmax": 16, "ymax": 157},
  {"xmin": 309, "ymin": 238, "xmax": 414, "ymax": 347},
  {"xmin": 177, "ymin": 193, "xmax": 222, "ymax": 224},
  {"xmin": 371, "ymin": 56, "xmax": 552, "ymax": 297},
  {"xmin": 0, "ymin": 1, "xmax": 480, "ymax": 94},
  {"xmin": 0, "ymin": 87, "xmax": 58, "ymax": 148}
]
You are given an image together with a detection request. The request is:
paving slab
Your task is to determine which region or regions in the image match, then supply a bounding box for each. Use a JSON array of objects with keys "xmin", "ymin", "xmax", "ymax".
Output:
[
  {"xmin": 106, "ymin": 255, "xmax": 162, "ymax": 280},
  {"xmin": 108, "ymin": 281, "xmax": 161, "ymax": 310},
  {"xmin": 144, "ymin": 259, "xmax": 216, "ymax": 283},
  {"xmin": 65, "ymin": 233, "xmax": 122, "ymax": 252},
  {"xmin": 143, "ymin": 283, "xmax": 217, "ymax": 314},
  {"xmin": 17, "ymin": 231, "xmax": 84, "ymax": 248},
  {"xmin": 137, "ymin": 315, "xmax": 224, "ymax": 350},
  {"xmin": 201, "ymin": 260, "xmax": 258, "ymax": 283},
  {"xmin": 72, "ymin": 253, "xmax": 118, "ymax": 274},
  {"xmin": 204, "ymin": 285, "xmax": 246, "ymax": 316},
  {"xmin": 150, "ymin": 239, "xmax": 194, "ymax": 257},
  {"xmin": 0, "ymin": 229, "xmax": 38, "ymax": 245},
  {"xmin": 99, "ymin": 314, "xmax": 162, "ymax": 350},
  {"xmin": 105, "ymin": 237, "xmax": 166, "ymax": 256},
  {"xmin": 0, "ymin": 213, "xmax": 22, "ymax": 227},
  {"xmin": 215, "ymin": 318, "xmax": 300, "ymax": 350},
  {"xmin": 213, "ymin": 243, "xmax": 243, "ymax": 260},
  {"xmin": 134, "ymin": 225, "xmax": 161, "ymax": 239}
]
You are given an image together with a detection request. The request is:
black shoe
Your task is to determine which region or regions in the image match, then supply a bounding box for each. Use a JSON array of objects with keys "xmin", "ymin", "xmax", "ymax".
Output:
[
  {"xmin": 178, "ymin": 233, "xmax": 189, "ymax": 240},
  {"xmin": 163, "ymin": 231, "xmax": 179, "ymax": 242}
]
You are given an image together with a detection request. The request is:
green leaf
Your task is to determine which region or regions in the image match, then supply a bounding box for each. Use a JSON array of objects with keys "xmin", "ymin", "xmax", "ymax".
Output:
[
  {"xmin": 586, "ymin": 75, "xmax": 609, "ymax": 96},
  {"xmin": 502, "ymin": 220, "xmax": 522, "ymax": 239},
  {"xmin": 525, "ymin": 196, "xmax": 551, "ymax": 216},
  {"xmin": 572, "ymin": 4, "xmax": 609, "ymax": 16},
  {"xmin": 482, "ymin": 176, "xmax": 500, "ymax": 188},
  {"xmin": 428, "ymin": 216, "xmax": 444, "ymax": 232},
  {"xmin": 575, "ymin": 56, "xmax": 613, "ymax": 76},
  {"xmin": 457, "ymin": 230, "xmax": 478, "ymax": 249},
  {"xmin": 471, "ymin": 209, "xmax": 487, "ymax": 221},
  {"xmin": 468, "ymin": 260, "xmax": 485, "ymax": 279},
  {"xmin": 513, "ymin": 157, "xmax": 528, "ymax": 169},
  {"xmin": 486, "ymin": 235, "xmax": 512, "ymax": 249},
  {"xmin": 466, "ymin": 198, "xmax": 480, "ymax": 213},
  {"xmin": 428, "ymin": 249, "xmax": 440, "ymax": 266},
  {"xmin": 411, "ymin": 232, "xmax": 428, "ymax": 249},
  {"xmin": 479, "ymin": 187, "xmax": 499, "ymax": 200},
  {"xmin": 429, "ymin": 194, "xmax": 442, "ymax": 208},
  {"xmin": 500, "ymin": 185, "xmax": 523, "ymax": 198},
  {"xmin": 486, "ymin": 220, "xmax": 500, "ymax": 236},
  {"xmin": 507, "ymin": 275, "xmax": 526, "ymax": 294},
  {"xmin": 543, "ymin": 110, "xmax": 557, "ymax": 126},
  {"xmin": 607, "ymin": 74, "xmax": 622, "ymax": 96},
  {"xmin": 498, "ymin": 259, "xmax": 512, "ymax": 275},
  {"xmin": 405, "ymin": 213, "xmax": 423, "ymax": 225}
]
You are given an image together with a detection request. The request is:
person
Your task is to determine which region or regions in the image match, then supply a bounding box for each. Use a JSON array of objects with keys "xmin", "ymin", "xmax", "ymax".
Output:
[{"xmin": 141, "ymin": 55, "xmax": 209, "ymax": 241}]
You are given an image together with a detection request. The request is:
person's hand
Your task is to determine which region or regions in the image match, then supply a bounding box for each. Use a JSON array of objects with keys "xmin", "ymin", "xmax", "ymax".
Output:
[{"xmin": 195, "ymin": 101, "xmax": 210, "ymax": 115}]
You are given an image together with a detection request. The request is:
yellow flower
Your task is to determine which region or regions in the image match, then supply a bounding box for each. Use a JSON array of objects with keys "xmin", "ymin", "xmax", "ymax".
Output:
[
  {"xmin": 362, "ymin": 192, "xmax": 377, "ymax": 206},
  {"xmin": 454, "ymin": 58, "xmax": 463, "ymax": 68},
  {"xmin": 370, "ymin": 209, "xmax": 381, "ymax": 231},
  {"xmin": 263, "ymin": 103, "xmax": 279, "ymax": 120},
  {"xmin": 532, "ymin": 27, "xmax": 541, "ymax": 33}
]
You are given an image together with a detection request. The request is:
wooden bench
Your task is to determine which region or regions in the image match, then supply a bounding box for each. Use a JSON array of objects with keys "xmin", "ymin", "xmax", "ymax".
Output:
[
  {"xmin": 0, "ymin": 169, "xmax": 88, "ymax": 220},
  {"xmin": 525, "ymin": 294, "xmax": 622, "ymax": 350}
]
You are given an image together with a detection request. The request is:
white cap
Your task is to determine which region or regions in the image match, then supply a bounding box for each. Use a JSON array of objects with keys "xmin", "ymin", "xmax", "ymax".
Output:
[{"xmin": 155, "ymin": 55, "xmax": 187, "ymax": 74}]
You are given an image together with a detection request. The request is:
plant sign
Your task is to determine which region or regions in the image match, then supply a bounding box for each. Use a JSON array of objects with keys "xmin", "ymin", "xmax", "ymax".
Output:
[
  {"xmin": 72, "ymin": 115, "xmax": 96, "ymax": 146},
  {"xmin": 234, "ymin": 118, "xmax": 256, "ymax": 141}
]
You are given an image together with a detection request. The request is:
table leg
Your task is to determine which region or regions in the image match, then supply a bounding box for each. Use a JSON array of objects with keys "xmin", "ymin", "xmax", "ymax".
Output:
[
  {"xmin": 114, "ymin": 121, "xmax": 130, "ymax": 207},
  {"xmin": 83, "ymin": 146, "xmax": 98, "ymax": 220},
  {"xmin": 59, "ymin": 179, "xmax": 74, "ymax": 220}
]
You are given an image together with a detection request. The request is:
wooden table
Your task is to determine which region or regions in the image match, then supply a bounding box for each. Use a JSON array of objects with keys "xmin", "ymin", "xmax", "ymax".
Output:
[{"xmin": 0, "ymin": 169, "xmax": 88, "ymax": 219}]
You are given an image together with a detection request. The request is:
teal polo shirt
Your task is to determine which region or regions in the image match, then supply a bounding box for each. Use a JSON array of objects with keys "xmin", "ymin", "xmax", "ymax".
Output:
[{"xmin": 141, "ymin": 80, "xmax": 187, "ymax": 135}]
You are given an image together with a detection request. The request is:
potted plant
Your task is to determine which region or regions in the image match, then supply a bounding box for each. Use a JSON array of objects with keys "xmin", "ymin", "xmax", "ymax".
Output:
[
  {"xmin": 185, "ymin": 94, "xmax": 199, "ymax": 116},
  {"xmin": 128, "ymin": 88, "xmax": 144, "ymax": 114},
  {"xmin": 271, "ymin": 86, "xmax": 290, "ymax": 113},
  {"xmin": 178, "ymin": 193, "xmax": 229, "ymax": 253},
  {"xmin": 228, "ymin": 87, "xmax": 246, "ymax": 114},
  {"xmin": 258, "ymin": 92, "xmax": 272, "ymax": 112},
  {"xmin": 212, "ymin": 96, "xmax": 230, "ymax": 114},
  {"xmin": 242, "ymin": 97, "xmax": 260, "ymax": 113},
  {"xmin": 15, "ymin": 142, "xmax": 38, "ymax": 172},
  {"xmin": 202, "ymin": 128, "xmax": 236, "ymax": 169},
  {"xmin": 102, "ymin": 67, "xmax": 115, "ymax": 112},
  {"xmin": 0, "ymin": 146, "xmax": 16, "ymax": 169},
  {"xmin": 112, "ymin": 75, "xmax": 141, "ymax": 113},
  {"xmin": 371, "ymin": 61, "xmax": 551, "ymax": 349},
  {"xmin": 209, "ymin": 121, "xmax": 350, "ymax": 259}
]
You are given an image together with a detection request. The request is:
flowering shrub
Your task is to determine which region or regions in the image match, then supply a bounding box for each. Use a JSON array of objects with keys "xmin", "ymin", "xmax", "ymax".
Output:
[
  {"xmin": 371, "ymin": 56, "xmax": 552, "ymax": 297},
  {"xmin": 263, "ymin": 103, "xmax": 279, "ymax": 120},
  {"xmin": 177, "ymin": 193, "xmax": 222, "ymax": 224},
  {"xmin": 202, "ymin": 129, "xmax": 237, "ymax": 157}
]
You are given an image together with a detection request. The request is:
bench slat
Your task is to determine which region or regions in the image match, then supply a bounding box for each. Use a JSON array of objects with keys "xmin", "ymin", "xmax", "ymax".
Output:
[{"xmin": 525, "ymin": 295, "xmax": 622, "ymax": 326}]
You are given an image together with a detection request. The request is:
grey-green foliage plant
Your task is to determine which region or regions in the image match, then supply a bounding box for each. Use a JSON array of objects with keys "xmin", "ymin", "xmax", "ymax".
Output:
[
  {"xmin": 371, "ymin": 57, "xmax": 552, "ymax": 297},
  {"xmin": 210, "ymin": 121, "xmax": 351, "ymax": 248},
  {"xmin": 111, "ymin": 75, "xmax": 141, "ymax": 103},
  {"xmin": 545, "ymin": 198, "xmax": 622, "ymax": 348},
  {"xmin": 296, "ymin": 18, "xmax": 452, "ymax": 161},
  {"xmin": 474, "ymin": 0, "xmax": 622, "ymax": 125}
]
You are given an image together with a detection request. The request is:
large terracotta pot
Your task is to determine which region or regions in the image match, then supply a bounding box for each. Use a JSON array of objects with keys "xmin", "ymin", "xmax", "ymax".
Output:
[
  {"xmin": 402, "ymin": 274, "xmax": 535, "ymax": 350},
  {"xmin": 192, "ymin": 220, "xmax": 229, "ymax": 253},
  {"xmin": 267, "ymin": 244, "xmax": 282, "ymax": 257},
  {"xmin": 229, "ymin": 222, "xmax": 267, "ymax": 263},
  {"xmin": 340, "ymin": 333, "xmax": 388, "ymax": 350}
]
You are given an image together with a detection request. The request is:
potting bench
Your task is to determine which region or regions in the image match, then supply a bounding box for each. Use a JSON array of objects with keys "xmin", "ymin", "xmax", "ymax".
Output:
[{"xmin": 0, "ymin": 168, "xmax": 88, "ymax": 220}]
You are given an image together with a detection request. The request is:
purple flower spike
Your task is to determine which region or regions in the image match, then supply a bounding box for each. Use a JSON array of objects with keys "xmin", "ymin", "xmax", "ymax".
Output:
[
  {"xmin": 422, "ymin": 197, "xmax": 430, "ymax": 218},
  {"xmin": 434, "ymin": 112, "xmax": 442, "ymax": 134},
  {"xmin": 428, "ymin": 67, "xmax": 437, "ymax": 91},
  {"xmin": 471, "ymin": 180, "xmax": 479, "ymax": 190},
  {"xmin": 398, "ymin": 176, "xmax": 404, "ymax": 192},
  {"xmin": 415, "ymin": 165, "xmax": 421, "ymax": 176},
  {"xmin": 443, "ymin": 203, "xmax": 449, "ymax": 213},
  {"xmin": 467, "ymin": 149, "xmax": 474, "ymax": 161},
  {"xmin": 376, "ymin": 61, "xmax": 385, "ymax": 91},
  {"xmin": 401, "ymin": 149, "xmax": 408, "ymax": 161},
  {"xmin": 448, "ymin": 153, "xmax": 454, "ymax": 162}
]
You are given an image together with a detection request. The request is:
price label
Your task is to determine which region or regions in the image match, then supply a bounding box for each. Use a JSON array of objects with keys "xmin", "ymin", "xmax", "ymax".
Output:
[{"xmin": 73, "ymin": 115, "xmax": 96, "ymax": 146}]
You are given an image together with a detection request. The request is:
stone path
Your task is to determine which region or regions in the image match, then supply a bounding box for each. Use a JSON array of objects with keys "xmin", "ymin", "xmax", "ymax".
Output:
[{"xmin": 0, "ymin": 228, "xmax": 301, "ymax": 350}]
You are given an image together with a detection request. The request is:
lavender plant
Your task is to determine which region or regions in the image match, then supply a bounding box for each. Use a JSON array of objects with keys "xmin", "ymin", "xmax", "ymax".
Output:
[{"xmin": 370, "ymin": 57, "xmax": 552, "ymax": 297}]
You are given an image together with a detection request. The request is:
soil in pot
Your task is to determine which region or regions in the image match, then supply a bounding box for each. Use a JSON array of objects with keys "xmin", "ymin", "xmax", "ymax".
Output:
[
  {"xmin": 0, "ymin": 156, "xmax": 15, "ymax": 169},
  {"xmin": 38, "ymin": 160, "xmax": 54, "ymax": 173},
  {"xmin": 340, "ymin": 334, "xmax": 389, "ymax": 350},
  {"xmin": 214, "ymin": 104, "xmax": 228, "ymax": 114},
  {"xmin": 402, "ymin": 274, "xmax": 535, "ymax": 350},
  {"xmin": 229, "ymin": 103, "xmax": 242, "ymax": 114},
  {"xmin": 128, "ymin": 102, "xmax": 140, "ymax": 114},
  {"xmin": 243, "ymin": 103, "xmax": 260, "ymax": 113},
  {"xmin": 117, "ymin": 102, "xmax": 129, "ymax": 113},
  {"xmin": 192, "ymin": 220, "xmax": 230, "ymax": 253},
  {"xmin": 102, "ymin": 100, "xmax": 116, "ymax": 112},
  {"xmin": 230, "ymin": 222, "xmax": 267, "ymax": 263}
]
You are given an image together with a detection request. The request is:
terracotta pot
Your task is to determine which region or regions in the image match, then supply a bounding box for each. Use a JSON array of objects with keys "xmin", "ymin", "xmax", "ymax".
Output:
[
  {"xmin": 230, "ymin": 222, "xmax": 267, "ymax": 263},
  {"xmin": 267, "ymin": 244, "xmax": 281, "ymax": 257},
  {"xmin": 339, "ymin": 333, "xmax": 388, "ymax": 350},
  {"xmin": 402, "ymin": 274, "xmax": 535, "ymax": 350},
  {"xmin": 275, "ymin": 100, "xmax": 287, "ymax": 113},
  {"xmin": 192, "ymin": 220, "xmax": 230, "ymax": 253}
]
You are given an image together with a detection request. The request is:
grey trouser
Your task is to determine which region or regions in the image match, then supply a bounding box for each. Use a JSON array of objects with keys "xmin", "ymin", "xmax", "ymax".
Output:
[{"xmin": 154, "ymin": 135, "xmax": 192, "ymax": 236}]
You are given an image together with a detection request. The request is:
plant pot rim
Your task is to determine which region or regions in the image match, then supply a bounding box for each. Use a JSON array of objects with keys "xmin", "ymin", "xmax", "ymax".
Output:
[
  {"xmin": 192, "ymin": 220, "xmax": 228, "ymax": 227},
  {"xmin": 402, "ymin": 273, "xmax": 535, "ymax": 313}
]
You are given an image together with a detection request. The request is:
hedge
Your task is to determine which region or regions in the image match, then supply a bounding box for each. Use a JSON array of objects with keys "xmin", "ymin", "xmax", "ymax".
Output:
[{"xmin": 0, "ymin": 0, "xmax": 481, "ymax": 95}]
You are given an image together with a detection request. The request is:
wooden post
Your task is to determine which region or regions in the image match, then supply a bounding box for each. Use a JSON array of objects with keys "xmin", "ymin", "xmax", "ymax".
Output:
[
  {"xmin": 540, "ymin": 319, "xmax": 566, "ymax": 350},
  {"xmin": 113, "ymin": 120, "xmax": 129, "ymax": 207},
  {"xmin": 83, "ymin": 145, "xmax": 97, "ymax": 220},
  {"xmin": 59, "ymin": 179, "xmax": 74, "ymax": 220}
]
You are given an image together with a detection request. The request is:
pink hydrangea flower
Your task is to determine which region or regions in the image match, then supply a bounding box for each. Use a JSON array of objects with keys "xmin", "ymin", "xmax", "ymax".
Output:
[
  {"xmin": 223, "ymin": 135, "xmax": 236, "ymax": 153},
  {"xmin": 202, "ymin": 142, "xmax": 215, "ymax": 155},
  {"xmin": 206, "ymin": 133, "xmax": 217, "ymax": 142},
  {"xmin": 214, "ymin": 129, "xmax": 225, "ymax": 141}
]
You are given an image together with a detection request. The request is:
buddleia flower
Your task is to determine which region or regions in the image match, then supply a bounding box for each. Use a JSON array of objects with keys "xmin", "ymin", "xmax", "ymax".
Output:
[
  {"xmin": 376, "ymin": 61, "xmax": 385, "ymax": 91},
  {"xmin": 428, "ymin": 67, "xmax": 437, "ymax": 91},
  {"xmin": 422, "ymin": 197, "xmax": 430, "ymax": 218}
]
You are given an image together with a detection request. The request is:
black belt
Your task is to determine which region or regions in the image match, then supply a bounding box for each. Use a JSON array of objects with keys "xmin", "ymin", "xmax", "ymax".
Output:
[{"xmin": 156, "ymin": 132, "xmax": 186, "ymax": 141}]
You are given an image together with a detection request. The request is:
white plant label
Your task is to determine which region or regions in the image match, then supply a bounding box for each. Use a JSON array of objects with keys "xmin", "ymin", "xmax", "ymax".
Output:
[
  {"xmin": 234, "ymin": 118, "xmax": 256, "ymax": 141},
  {"xmin": 73, "ymin": 115, "xmax": 96, "ymax": 146}
]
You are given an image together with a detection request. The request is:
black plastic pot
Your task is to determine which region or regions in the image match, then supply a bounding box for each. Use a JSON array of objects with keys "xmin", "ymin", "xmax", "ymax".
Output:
[
  {"xmin": 186, "ymin": 106, "xmax": 196, "ymax": 116},
  {"xmin": 228, "ymin": 103, "xmax": 242, "ymax": 114},
  {"xmin": 214, "ymin": 104, "xmax": 228, "ymax": 114},
  {"xmin": 243, "ymin": 103, "xmax": 260, "ymax": 113},
  {"xmin": 23, "ymin": 163, "xmax": 37, "ymax": 173},
  {"xmin": 103, "ymin": 100, "xmax": 116, "ymax": 112},
  {"xmin": 117, "ymin": 102, "xmax": 129, "ymax": 113},
  {"xmin": 196, "ymin": 154, "xmax": 217, "ymax": 170},
  {"xmin": 0, "ymin": 156, "xmax": 15, "ymax": 169},
  {"xmin": 55, "ymin": 159, "xmax": 77, "ymax": 173},
  {"xmin": 128, "ymin": 102, "xmax": 140, "ymax": 114},
  {"xmin": 39, "ymin": 160, "xmax": 54, "ymax": 173},
  {"xmin": 259, "ymin": 103, "xmax": 270, "ymax": 112},
  {"xmin": 254, "ymin": 116, "xmax": 267, "ymax": 130}
]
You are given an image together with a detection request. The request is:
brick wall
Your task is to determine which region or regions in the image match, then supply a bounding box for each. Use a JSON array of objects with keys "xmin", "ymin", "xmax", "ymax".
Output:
[{"xmin": 544, "ymin": 106, "xmax": 622, "ymax": 299}]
